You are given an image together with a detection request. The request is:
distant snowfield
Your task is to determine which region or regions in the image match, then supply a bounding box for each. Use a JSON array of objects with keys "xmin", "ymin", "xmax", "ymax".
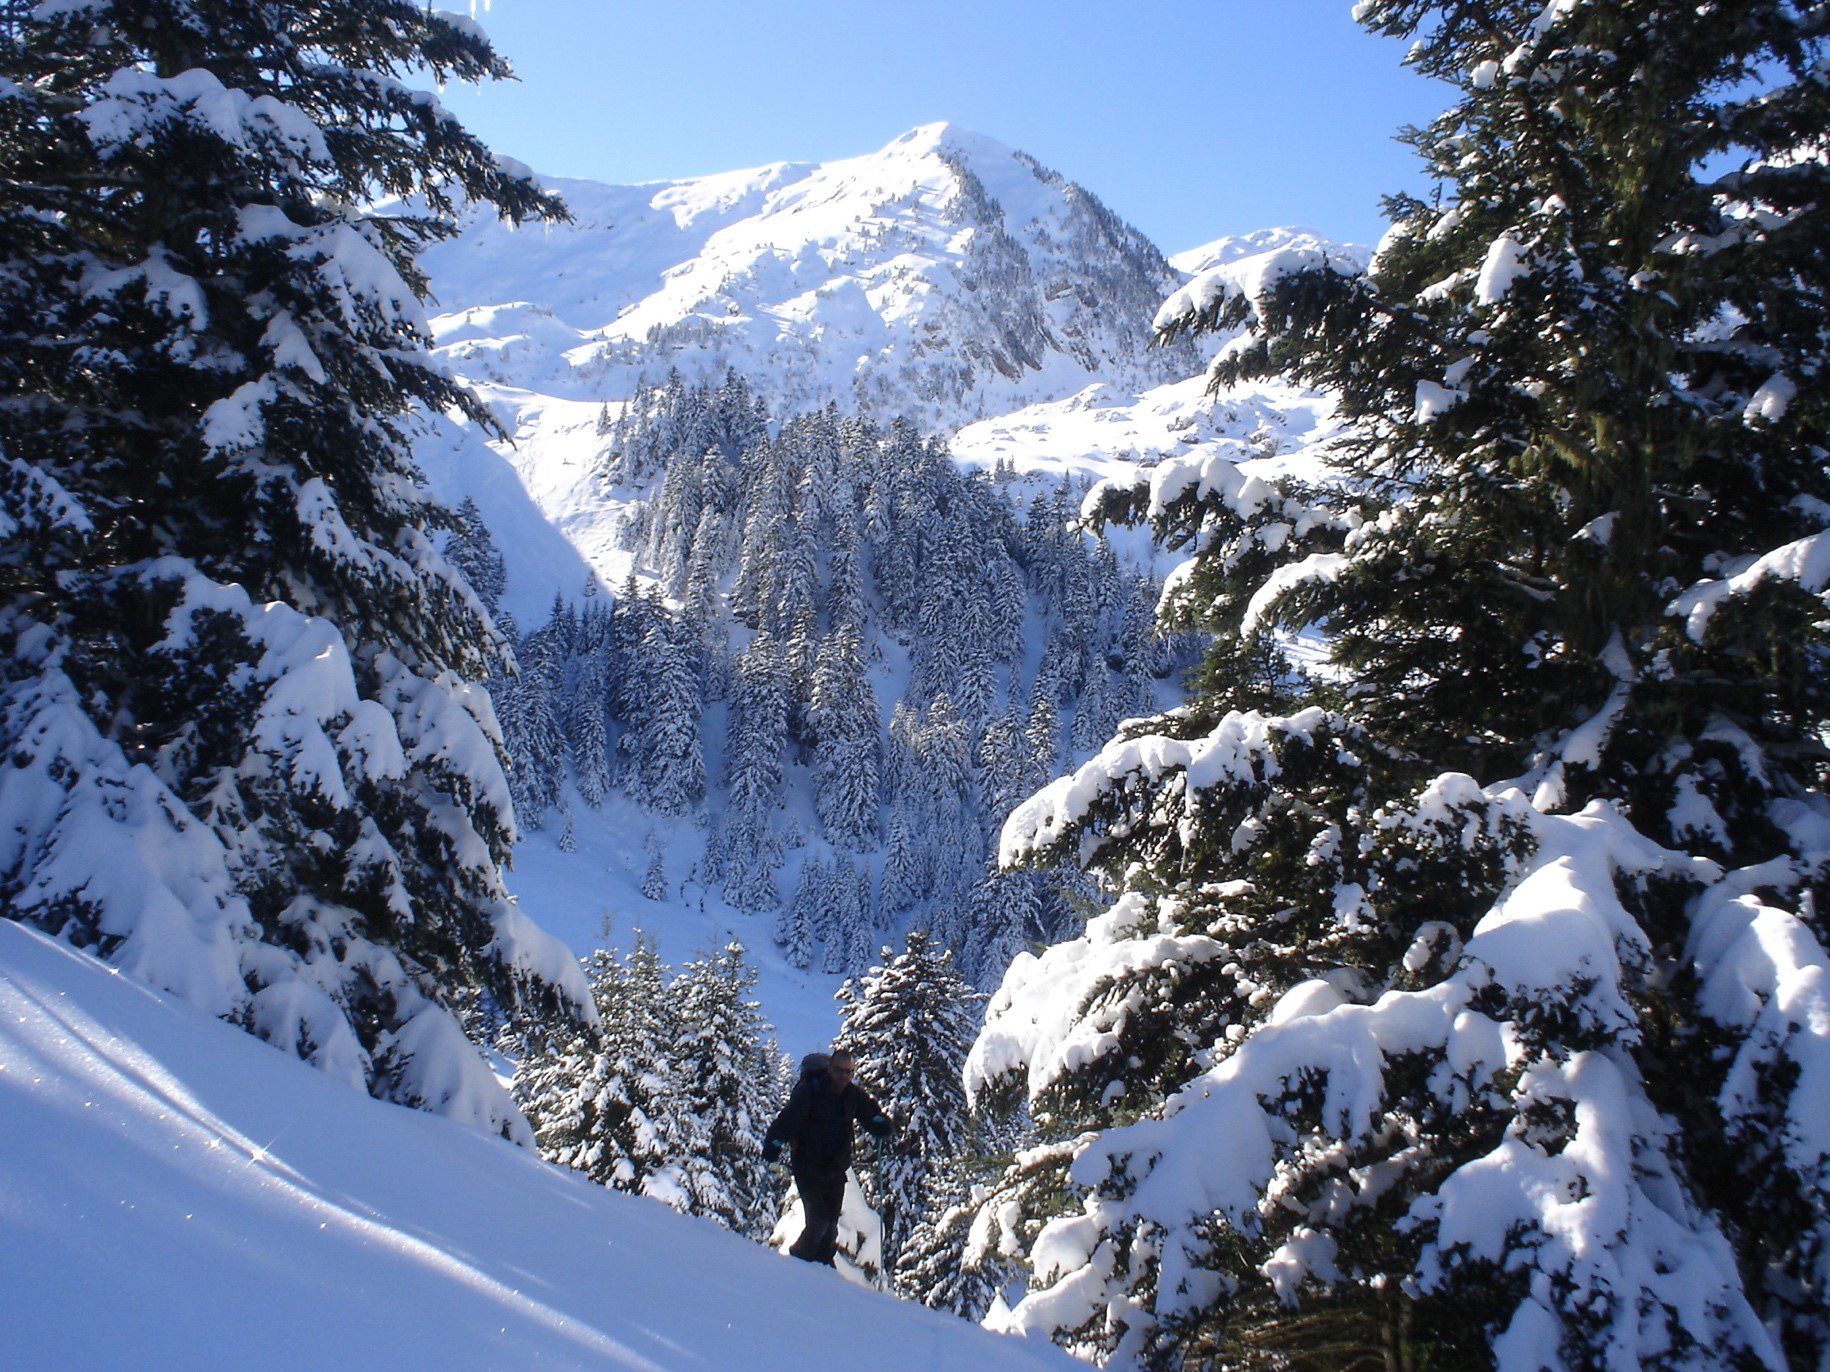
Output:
[
  {"xmin": 0, "ymin": 921, "xmax": 1077, "ymax": 1371},
  {"xmin": 950, "ymin": 374, "xmax": 1340, "ymax": 487},
  {"xmin": 1167, "ymin": 225, "xmax": 1370, "ymax": 280}
]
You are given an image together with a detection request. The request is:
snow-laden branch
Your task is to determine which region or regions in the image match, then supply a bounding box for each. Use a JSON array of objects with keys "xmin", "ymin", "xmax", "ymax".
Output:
[
  {"xmin": 1154, "ymin": 243, "xmax": 1362, "ymax": 340},
  {"xmin": 988, "ymin": 791, "xmax": 1780, "ymax": 1366},
  {"xmin": 999, "ymin": 706, "xmax": 1335, "ymax": 870},
  {"xmin": 1669, "ymin": 529, "xmax": 1830, "ymax": 641}
]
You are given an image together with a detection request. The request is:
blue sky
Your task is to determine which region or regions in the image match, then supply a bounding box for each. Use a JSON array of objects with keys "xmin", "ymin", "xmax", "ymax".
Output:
[{"xmin": 440, "ymin": 1, "xmax": 1452, "ymax": 254}]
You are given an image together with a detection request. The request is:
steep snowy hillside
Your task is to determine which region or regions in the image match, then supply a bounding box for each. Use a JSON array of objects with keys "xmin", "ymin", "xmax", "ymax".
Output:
[
  {"xmin": 950, "ymin": 373, "xmax": 1342, "ymax": 488},
  {"xmin": 942, "ymin": 227, "xmax": 1371, "ymax": 512},
  {"xmin": 0, "ymin": 921, "xmax": 1076, "ymax": 1371}
]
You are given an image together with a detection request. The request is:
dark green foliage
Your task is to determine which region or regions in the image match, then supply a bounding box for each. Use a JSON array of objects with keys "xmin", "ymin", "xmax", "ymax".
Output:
[
  {"xmin": 0, "ymin": 0, "xmax": 584, "ymax": 1121},
  {"xmin": 836, "ymin": 930, "xmax": 985, "ymax": 1275},
  {"xmin": 1157, "ymin": 1, "xmax": 1830, "ymax": 848},
  {"xmin": 0, "ymin": 0, "xmax": 563, "ymax": 646},
  {"xmin": 969, "ymin": 2, "xmax": 1830, "ymax": 1365}
]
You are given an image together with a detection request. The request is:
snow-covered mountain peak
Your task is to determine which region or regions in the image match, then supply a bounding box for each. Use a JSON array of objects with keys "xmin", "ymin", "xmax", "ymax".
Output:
[
  {"xmin": 411, "ymin": 133, "xmax": 1364, "ymax": 627},
  {"xmin": 887, "ymin": 118, "xmax": 1004, "ymax": 152},
  {"xmin": 419, "ymin": 123, "xmax": 1200, "ymax": 431}
]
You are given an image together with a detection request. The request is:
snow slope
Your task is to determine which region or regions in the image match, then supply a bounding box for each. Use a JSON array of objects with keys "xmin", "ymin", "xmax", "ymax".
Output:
[
  {"xmin": 503, "ymin": 806, "xmax": 857, "ymax": 1061},
  {"xmin": 949, "ymin": 373, "xmax": 1342, "ymax": 489},
  {"xmin": 0, "ymin": 920, "xmax": 1076, "ymax": 1371}
]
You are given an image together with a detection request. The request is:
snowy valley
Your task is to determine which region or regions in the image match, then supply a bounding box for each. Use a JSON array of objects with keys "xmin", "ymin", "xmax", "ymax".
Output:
[{"xmin": 405, "ymin": 123, "xmax": 1355, "ymax": 1059}]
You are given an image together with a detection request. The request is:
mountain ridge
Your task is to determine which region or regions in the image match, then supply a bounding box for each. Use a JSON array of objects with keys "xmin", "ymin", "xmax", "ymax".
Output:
[{"xmin": 419, "ymin": 121, "xmax": 1201, "ymax": 432}]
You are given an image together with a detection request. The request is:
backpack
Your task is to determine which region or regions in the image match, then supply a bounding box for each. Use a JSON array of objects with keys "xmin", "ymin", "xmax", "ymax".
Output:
[{"xmin": 799, "ymin": 1052, "xmax": 830, "ymax": 1080}]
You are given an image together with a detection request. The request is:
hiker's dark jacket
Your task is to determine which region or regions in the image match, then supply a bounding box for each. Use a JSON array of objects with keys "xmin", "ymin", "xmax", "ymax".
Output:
[{"xmin": 763, "ymin": 1069, "xmax": 891, "ymax": 1176}]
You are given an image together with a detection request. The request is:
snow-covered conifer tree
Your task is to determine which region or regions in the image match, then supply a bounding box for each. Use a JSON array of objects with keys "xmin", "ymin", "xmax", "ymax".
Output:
[
  {"xmin": 507, "ymin": 612, "xmax": 569, "ymax": 824},
  {"xmin": 961, "ymin": 868, "xmax": 1043, "ymax": 990},
  {"xmin": 566, "ymin": 608, "xmax": 612, "ymax": 808},
  {"xmin": 729, "ymin": 443, "xmax": 790, "ymax": 629},
  {"xmin": 670, "ymin": 942, "xmax": 779, "ymax": 1237},
  {"xmin": 812, "ymin": 625, "xmax": 882, "ymax": 851},
  {"xmin": 877, "ymin": 806, "xmax": 926, "ymax": 922},
  {"xmin": 913, "ymin": 517, "xmax": 973, "ymax": 706},
  {"xmin": 894, "ymin": 1161, "xmax": 1011, "ymax": 1322},
  {"xmin": 447, "ymin": 498, "xmax": 507, "ymax": 616},
  {"xmin": 641, "ymin": 847, "xmax": 669, "ymax": 903},
  {"xmin": 1021, "ymin": 668, "xmax": 1063, "ymax": 794},
  {"xmin": 1068, "ymin": 658, "xmax": 1114, "ymax": 758},
  {"xmin": 774, "ymin": 517, "xmax": 820, "ymax": 644},
  {"xmin": 515, "ymin": 937, "xmax": 687, "ymax": 1203},
  {"xmin": 840, "ymin": 895, "xmax": 879, "ymax": 980},
  {"xmin": 827, "ymin": 527, "xmax": 868, "ymax": 634},
  {"xmin": 492, "ymin": 664, "xmax": 555, "ymax": 824},
  {"xmin": 637, "ymin": 616, "xmax": 706, "ymax": 816},
  {"xmin": 645, "ymin": 449, "xmax": 705, "ymax": 595},
  {"xmin": 975, "ymin": 704, "xmax": 1029, "ymax": 840},
  {"xmin": 719, "ymin": 632, "xmax": 789, "ymax": 909},
  {"xmin": 779, "ymin": 857, "xmax": 824, "ymax": 970},
  {"xmin": 821, "ymin": 856, "xmax": 868, "ymax": 976},
  {"xmin": 837, "ymin": 931, "xmax": 984, "ymax": 1276},
  {"xmin": 0, "ymin": 0, "xmax": 589, "ymax": 1133},
  {"xmin": 968, "ymin": 4, "xmax": 1830, "ymax": 1366}
]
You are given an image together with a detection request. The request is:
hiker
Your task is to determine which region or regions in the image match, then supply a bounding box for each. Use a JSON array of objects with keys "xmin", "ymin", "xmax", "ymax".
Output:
[{"xmin": 761, "ymin": 1047, "xmax": 893, "ymax": 1266}]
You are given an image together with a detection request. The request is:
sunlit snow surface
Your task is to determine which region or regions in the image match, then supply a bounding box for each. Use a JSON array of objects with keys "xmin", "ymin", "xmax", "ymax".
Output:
[
  {"xmin": 0, "ymin": 921, "xmax": 1077, "ymax": 1371},
  {"xmin": 949, "ymin": 373, "xmax": 1339, "ymax": 487},
  {"xmin": 504, "ymin": 800, "xmax": 858, "ymax": 1059}
]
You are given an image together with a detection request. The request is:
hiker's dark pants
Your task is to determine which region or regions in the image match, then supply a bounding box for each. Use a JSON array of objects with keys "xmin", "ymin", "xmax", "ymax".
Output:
[{"xmin": 790, "ymin": 1169, "xmax": 846, "ymax": 1266}]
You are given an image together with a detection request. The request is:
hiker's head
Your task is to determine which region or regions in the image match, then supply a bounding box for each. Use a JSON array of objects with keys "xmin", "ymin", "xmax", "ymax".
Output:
[{"xmin": 828, "ymin": 1049, "xmax": 856, "ymax": 1086}]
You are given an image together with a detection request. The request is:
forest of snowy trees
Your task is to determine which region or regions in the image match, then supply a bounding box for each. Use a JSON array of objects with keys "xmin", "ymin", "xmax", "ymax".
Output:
[
  {"xmin": 512, "ymin": 933, "xmax": 787, "ymax": 1236},
  {"xmin": 508, "ymin": 924, "xmax": 990, "ymax": 1304},
  {"xmin": 455, "ymin": 371, "xmax": 1198, "ymax": 987}
]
